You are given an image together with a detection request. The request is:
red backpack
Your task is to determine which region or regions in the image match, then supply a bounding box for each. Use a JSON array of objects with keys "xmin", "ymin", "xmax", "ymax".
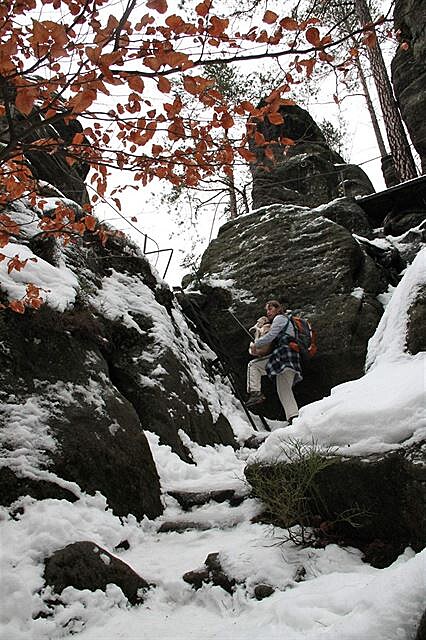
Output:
[{"xmin": 289, "ymin": 315, "xmax": 318, "ymax": 360}]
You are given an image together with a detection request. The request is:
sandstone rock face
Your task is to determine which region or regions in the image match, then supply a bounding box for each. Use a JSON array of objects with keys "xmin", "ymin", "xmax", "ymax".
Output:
[
  {"xmin": 391, "ymin": 0, "xmax": 426, "ymax": 172},
  {"xmin": 0, "ymin": 304, "xmax": 163, "ymax": 520},
  {"xmin": 407, "ymin": 284, "xmax": 426, "ymax": 354},
  {"xmin": 249, "ymin": 104, "xmax": 374, "ymax": 210},
  {"xmin": 0, "ymin": 201, "xmax": 236, "ymax": 515},
  {"xmin": 44, "ymin": 541, "xmax": 150, "ymax": 604},
  {"xmin": 192, "ymin": 202, "xmax": 386, "ymax": 418}
]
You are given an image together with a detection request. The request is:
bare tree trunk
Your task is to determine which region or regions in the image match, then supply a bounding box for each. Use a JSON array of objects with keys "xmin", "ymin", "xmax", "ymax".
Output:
[
  {"xmin": 226, "ymin": 170, "xmax": 238, "ymax": 219},
  {"xmin": 354, "ymin": 57, "xmax": 386, "ymax": 157},
  {"xmin": 241, "ymin": 183, "xmax": 250, "ymax": 214},
  {"xmin": 354, "ymin": 55, "xmax": 398, "ymax": 186},
  {"xmin": 354, "ymin": 0, "xmax": 417, "ymax": 182}
]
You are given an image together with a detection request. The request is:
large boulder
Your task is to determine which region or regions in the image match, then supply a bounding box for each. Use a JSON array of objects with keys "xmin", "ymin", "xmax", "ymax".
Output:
[
  {"xmin": 85, "ymin": 233, "xmax": 237, "ymax": 463},
  {"xmin": 249, "ymin": 104, "xmax": 374, "ymax": 210},
  {"xmin": 44, "ymin": 541, "xmax": 150, "ymax": 604},
  {"xmin": 391, "ymin": 0, "xmax": 426, "ymax": 172},
  {"xmin": 0, "ymin": 304, "xmax": 163, "ymax": 520},
  {"xmin": 190, "ymin": 202, "xmax": 386, "ymax": 418}
]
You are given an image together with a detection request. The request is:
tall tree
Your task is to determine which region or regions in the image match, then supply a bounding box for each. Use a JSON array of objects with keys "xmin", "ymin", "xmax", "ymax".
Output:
[
  {"xmin": 354, "ymin": 0, "xmax": 417, "ymax": 182},
  {"xmin": 294, "ymin": 0, "xmax": 396, "ymax": 185}
]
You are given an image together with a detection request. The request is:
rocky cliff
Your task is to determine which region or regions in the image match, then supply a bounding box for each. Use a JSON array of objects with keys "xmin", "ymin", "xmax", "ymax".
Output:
[
  {"xmin": 248, "ymin": 104, "xmax": 374, "ymax": 210},
  {"xmin": 0, "ymin": 198, "xmax": 237, "ymax": 519},
  {"xmin": 391, "ymin": 0, "xmax": 426, "ymax": 173}
]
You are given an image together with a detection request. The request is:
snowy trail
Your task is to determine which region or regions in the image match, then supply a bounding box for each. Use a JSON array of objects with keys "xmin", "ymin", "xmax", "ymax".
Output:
[
  {"xmin": 71, "ymin": 436, "xmax": 425, "ymax": 640},
  {"xmin": 1, "ymin": 423, "xmax": 425, "ymax": 640}
]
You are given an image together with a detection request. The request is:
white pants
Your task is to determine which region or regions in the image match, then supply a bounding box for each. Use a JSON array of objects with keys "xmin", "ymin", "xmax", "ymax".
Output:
[{"xmin": 247, "ymin": 357, "xmax": 299, "ymax": 420}]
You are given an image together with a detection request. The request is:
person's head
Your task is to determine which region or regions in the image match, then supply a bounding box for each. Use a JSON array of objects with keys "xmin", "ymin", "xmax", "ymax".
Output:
[{"xmin": 265, "ymin": 299, "xmax": 286, "ymax": 320}]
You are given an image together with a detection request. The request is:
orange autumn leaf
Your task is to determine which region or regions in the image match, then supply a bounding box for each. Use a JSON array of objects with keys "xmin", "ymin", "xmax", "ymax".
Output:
[
  {"xmin": 69, "ymin": 89, "xmax": 97, "ymax": 114},
  {"xmin": 71, "ymin": 132, "xmax": 85, "ymax": 145},
  {"xmin": 84, "ymin": 214, "xmax": 97, "ymax": 231},
  {"xmin": 168, "ymin": 118, "xmax": 185, "ymax": 140},
  {"xmin": 363, "ymin": 31, "xmax": 377, "ymax": 48},
  {"xmin": 26, "ymin": 283, "xmax": 41, "ymax": 299},
  {"xmin": 237, "ymin": 147, "xmax": 257, "ymax": 162},
  {"xmin": 157, "ymin": 76, "xmax": 171, "ymax": 93},
  {"xmin": 208, "ymin": 16, "xmax": 229, "ymax": 37},
  {"xmin": 267, "ymin": 112, "xmax": 284, "ymax": 125},
  {"xmin": 15, "ymin": 85, "xmax": 39, "ymax": 116},
  {"xmin": 300, "ymin": 58, "xmax": 316, "ymax": 77},
  {"xmin": 146, "ymin": 0, "xmax": 167, "ymax": 14},
  {"xmin": 28, "ymin": 296, "xmax": 43, "ymax": 309},
  {"xmin": 254, "ymin": 131, "xmax": 267, "ymax": 146},
  {"xmin": 280, "ymin": 17, "xmax": 299, "ymax": 30},
  {"xmin": 263, "ymin": 10, "xmax": 278, "ymax": 24},
  {"xmin": 196, "ymin": 0, "xmax": 212, "ymax": 17},
  {"xmin": 9, "ymin": 300, "xmax": 26, "ymax": 314},
  {"xmin": 7, "ymin": 255, "xmax": 28, "ymax": 274},
  {"xmin": 128, "ymin": 76, "xmax": 145, "ymax": 93},
  {"xmin": 221, "ymin": 112, "xmax": 234, "ymax": 129},
  {"xmin": 319, "ymin": 51, "xmax": 334, "ymax": 63},
  {"xmin": 305, "ymin": 27, "xmax": 321, "ymax": 46},
  {"xmin": 144, "ymin": 56, "xmax": 161, "ymax": 71},
  {"xmin": 280, "ymin": 137, "xmax": 295, "ymax": 146}
]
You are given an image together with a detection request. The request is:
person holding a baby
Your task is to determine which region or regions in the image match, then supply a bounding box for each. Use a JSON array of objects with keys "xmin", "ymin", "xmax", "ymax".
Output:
[{"xmin": 246, "ymin": 299, "xmax": 302, "ymax": 425}]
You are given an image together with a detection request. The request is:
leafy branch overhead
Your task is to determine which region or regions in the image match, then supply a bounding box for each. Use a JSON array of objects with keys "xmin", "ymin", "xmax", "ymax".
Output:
[
  {"xmin": 0, "ymin": 0, "xmax": 395, "ymax": 193},
  {"xmin": 0, "ymin": 0, "xmax": 399, "ymax": 311}
]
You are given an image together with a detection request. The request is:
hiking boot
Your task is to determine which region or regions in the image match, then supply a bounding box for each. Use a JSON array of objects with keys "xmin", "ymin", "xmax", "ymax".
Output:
[{"xmin": 245, "ymin": 392, "xmax": 266, "ymax": 407}]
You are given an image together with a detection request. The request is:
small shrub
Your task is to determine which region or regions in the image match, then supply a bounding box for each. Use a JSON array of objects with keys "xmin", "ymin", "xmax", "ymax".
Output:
[{"xmin": 246, "ymin": 438, "xmax": 337, "ymax": 545}]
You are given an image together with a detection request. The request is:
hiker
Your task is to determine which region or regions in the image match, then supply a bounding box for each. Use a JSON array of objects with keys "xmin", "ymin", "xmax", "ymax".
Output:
[{"xmin": 246, "ymin": 299, "xmax": 302, "ymax": 424}]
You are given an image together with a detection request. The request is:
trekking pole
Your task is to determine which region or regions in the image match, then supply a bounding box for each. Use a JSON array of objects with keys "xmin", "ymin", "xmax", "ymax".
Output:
[
  {"xmin": 227, "ymin": 309, "xmax": 271, "ymax": 432},
  {"xmin": 227, "ymin": 309, "xmax": 254, "ymax": 339}
]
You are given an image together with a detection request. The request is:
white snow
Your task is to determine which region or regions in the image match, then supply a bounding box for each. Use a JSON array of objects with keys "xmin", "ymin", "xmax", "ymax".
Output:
[
  {"xmin": 0, "ymin": 242, "xmax": 78, "ymax": 311},
  {"xmin": 0, "ymin": 397, "xmax": 56, "ymax": 472}
]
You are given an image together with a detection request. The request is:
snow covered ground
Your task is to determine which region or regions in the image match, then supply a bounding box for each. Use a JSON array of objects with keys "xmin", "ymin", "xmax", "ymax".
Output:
[
  {"xmin": 0, "ymin": 203, "xmax": 425, "ymax": 639},
  {"xmin": 1, "ymin": 434, "xmax": 425, "ymax": 640}
]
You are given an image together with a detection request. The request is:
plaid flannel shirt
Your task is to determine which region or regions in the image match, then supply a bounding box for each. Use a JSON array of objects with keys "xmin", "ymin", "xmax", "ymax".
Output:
[{"xmin": 265, "ymin": 316, "xmax": 303, "ymax": 384}]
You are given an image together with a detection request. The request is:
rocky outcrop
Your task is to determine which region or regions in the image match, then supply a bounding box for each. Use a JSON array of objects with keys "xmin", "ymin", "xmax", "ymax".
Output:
[
  {"xmin": 391, "ymin": 0, "xmax": 426, "ymax": 172},
  {"xmin": 249, "ymin": 104, "xmax": 374, "ymax": 210},
  {"xmin": 44, "ymin": 541, "xmax": 150, "ymax": 604},
  {"xmin": 0, "ymin": 200, "xmax": 237, "ymax": 516},
  {"xmin": 245, "ymin": 441, "xmax": 426, "ymax": 567},
  {"xmin": 0, "ymin": 304, "xmax": 163, "ymax": 520},
  {"xmin": 407, "ymin": 284, "xmax": 426, "ymax": 353},
  {"xmin": 189, "ymin": 201, "xmax": 388, "ymax": 418}
]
